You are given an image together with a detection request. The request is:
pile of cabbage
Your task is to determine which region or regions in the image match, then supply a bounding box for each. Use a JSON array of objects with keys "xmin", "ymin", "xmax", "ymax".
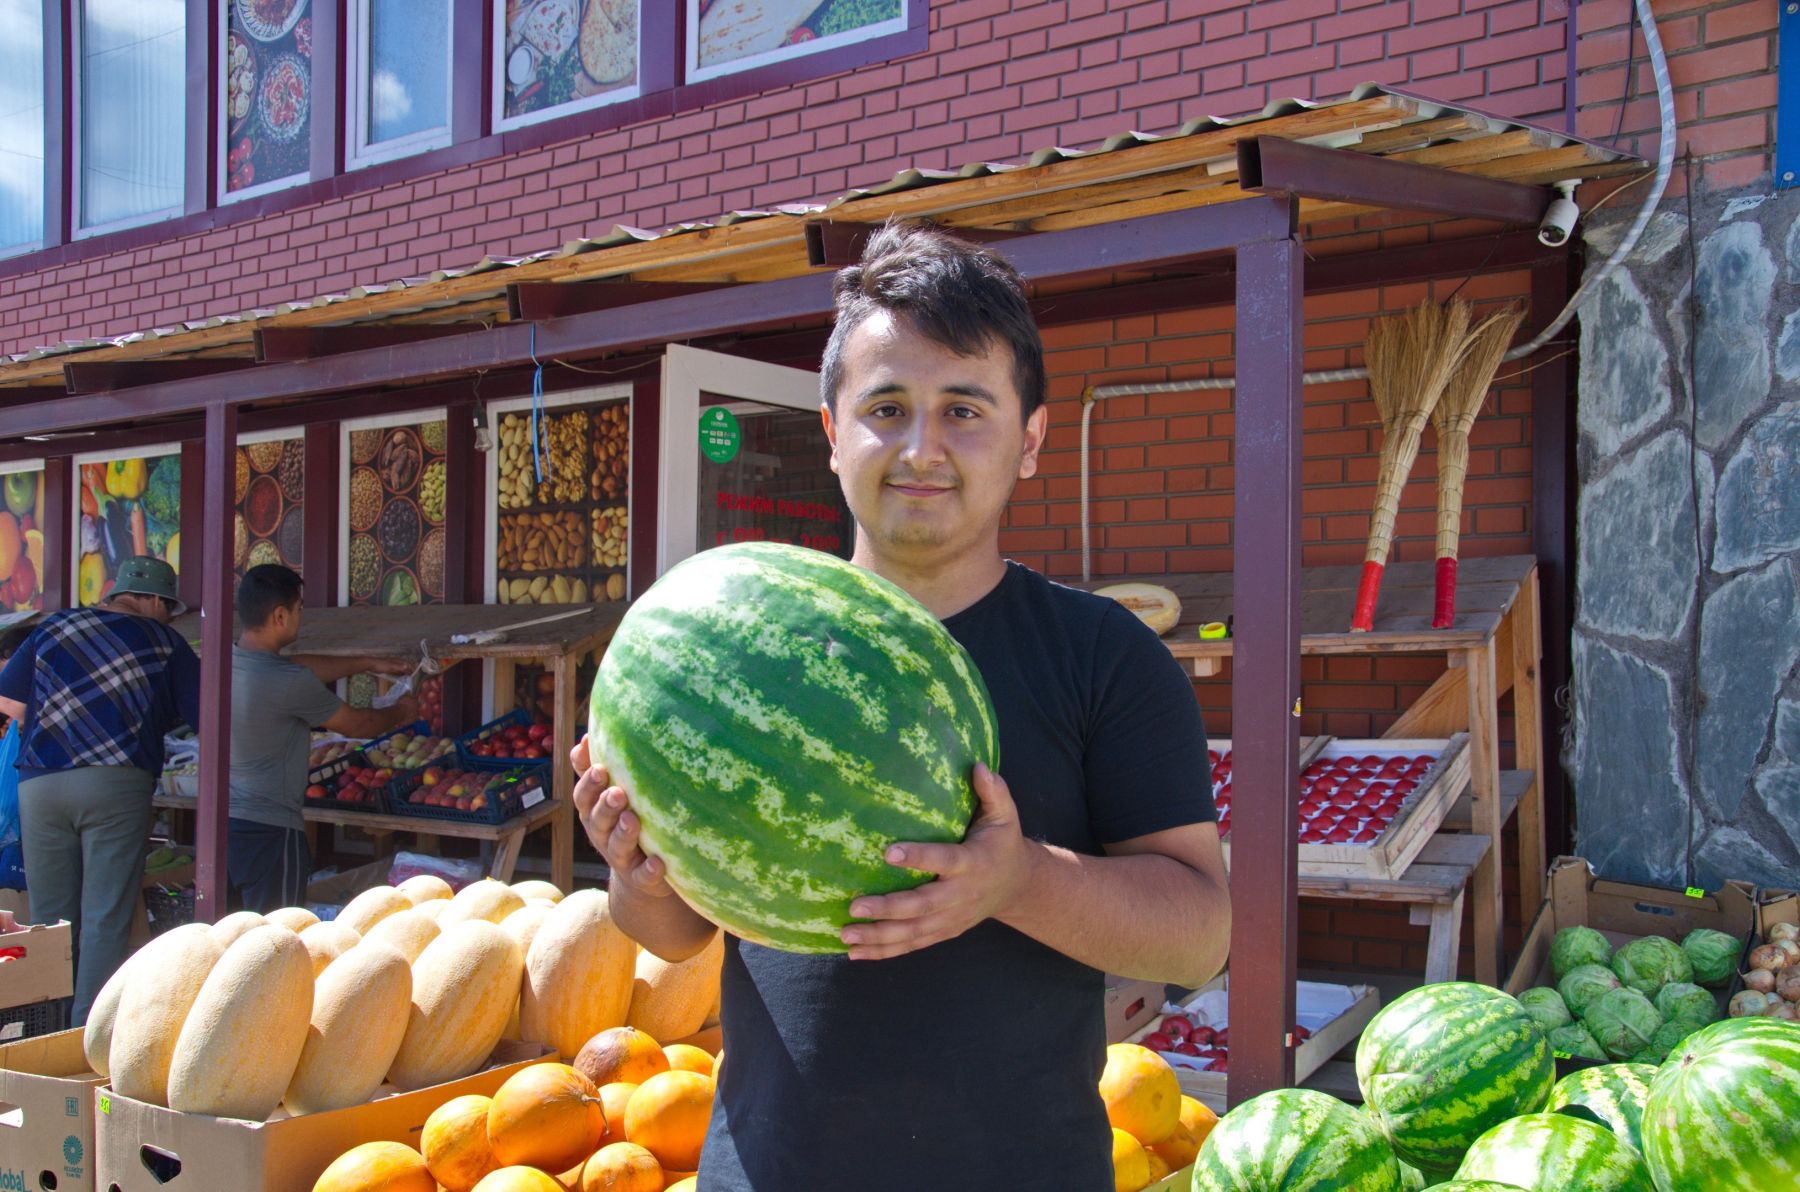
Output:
[{"xmin": 1511, "ymin": 924, "xmax": 1742, "ymax": 1063}]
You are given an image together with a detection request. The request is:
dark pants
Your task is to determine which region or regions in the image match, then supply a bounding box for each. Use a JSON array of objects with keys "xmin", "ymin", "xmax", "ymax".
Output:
[{"xmin": 226, "ymin": 818, "xmax": 311, "ymax": 913}]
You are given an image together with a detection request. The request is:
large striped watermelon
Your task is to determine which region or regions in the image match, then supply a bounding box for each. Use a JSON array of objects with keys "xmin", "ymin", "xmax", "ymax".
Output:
[
  {"xmin": 1453, "ymin": 1113, "xmax": 1653, "ymax": 1191},
  {"xmin": 1641, "ymin": 1017, "xmax": 1800, "ymax": 1191},
  {"xmin": 1545, "ymin": 1063, "xmax": 1655, "ymax": 1155},
  {"xmin": 1191, "ymin": 1089, "xmax": 1402, "ymax": 1191},
  {"xmin": 1420, "ymin": 1183, "xmax": 1528, "ymax": 1191},
  {"xmin": 588, "ymin": 542, "xmax": 999, "ymax": 953},
  {"xmin": 1356, "ymin": 983, "xmax": 1554, "ymax": 1177}
]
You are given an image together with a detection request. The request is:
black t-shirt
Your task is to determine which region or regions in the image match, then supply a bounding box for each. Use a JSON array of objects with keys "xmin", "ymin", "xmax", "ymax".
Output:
[{"xmin": 698, "ymin": 563, "xmax": 1214, "ymax": 1191}]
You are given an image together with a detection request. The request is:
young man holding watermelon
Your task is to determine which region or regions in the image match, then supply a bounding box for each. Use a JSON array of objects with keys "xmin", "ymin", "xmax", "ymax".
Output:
[{"xmin": 574, "ymin": 223, "xmax": 1229, "ymax": 1189}]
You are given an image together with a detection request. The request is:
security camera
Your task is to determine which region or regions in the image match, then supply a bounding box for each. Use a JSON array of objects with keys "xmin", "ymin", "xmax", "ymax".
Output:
[{"xmin": 1538, "ymin": 180, "xmax": 1580, "ymax": 248}]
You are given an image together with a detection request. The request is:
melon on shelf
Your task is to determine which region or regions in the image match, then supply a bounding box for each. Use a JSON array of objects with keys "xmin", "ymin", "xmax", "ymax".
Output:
[{"xmin": 1093, "ymin": 582, "xmax": 1182, "ymax": 636}]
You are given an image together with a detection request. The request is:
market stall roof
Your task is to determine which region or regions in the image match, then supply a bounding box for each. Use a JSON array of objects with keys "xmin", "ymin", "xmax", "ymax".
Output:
[
  {"xmin": 0, "ymin": 84, "xmax": 1642, "ymax": 396},
  {"xmin": 168, "ymin": 602, "xmax": 624, "ymax": 661}
]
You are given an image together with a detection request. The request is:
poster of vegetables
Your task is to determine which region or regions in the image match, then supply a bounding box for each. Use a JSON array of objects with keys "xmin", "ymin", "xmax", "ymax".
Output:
[
  {"xmin": 235, "ymin": 436, "xmax": 305, "ymax": 577},
  {"xmin": 499, "ymin": 0, "xmax": 639, "ymax": 126},
  {"xmin": 79, "ymin": 453, "xmax": 181, "ymax": 607},
  {"xmin": 0, "ymin": 467, "xmax": 46, "ymax": 613},
  {"xmin": 689, "ymin": 0, "xmax": 903, "ymax": 79},
  {"xmin": 223, "ymin": 0, "xmax": 313, "ymax": 197},
  {"xmin": 490, "ymin": 396, "xmax": 629, "ymax": 607}
]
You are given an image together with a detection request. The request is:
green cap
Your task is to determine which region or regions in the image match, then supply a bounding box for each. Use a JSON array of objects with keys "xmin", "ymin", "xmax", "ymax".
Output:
[{"xmin": 112, "ymin": 555, "xmax": 186, "ymax": 615}]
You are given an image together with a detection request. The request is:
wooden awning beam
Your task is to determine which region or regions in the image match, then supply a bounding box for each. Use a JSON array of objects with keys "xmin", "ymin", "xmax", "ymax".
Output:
[
  {"xmin": 506, "ymin": 280, "xmax": 738, "ymax": 321},
  {"xmin": 62, "ymin": 358, "xmax": 255, "ymax": 394},
  {"xmin": 255, "ymin": 323, "xmax": 480, "ymax": 362}
]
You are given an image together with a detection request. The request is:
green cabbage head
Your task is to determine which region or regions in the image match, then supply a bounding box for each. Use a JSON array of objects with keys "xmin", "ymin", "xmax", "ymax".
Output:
[
  {"xmin": 1550, "ymin": 925, "xmax": 1613, "ymax": 982},
  {"xmin": 1547, "ymin": 1022, "xmax": 1607, "ymax": 1061},
  {"xmin": 1680, "ymin": 927, "xmax": 1742, "ymax": 988},
  {"xmin": 1517, "ymin": 987, "xmax": 1572, "ymax": 1032},
  {"xmin": 1583, "ymin": 986, "xmax": 1663, "ymax": 1060},
  {"xmin": 1610, "ymin": 934, "xmax": 1692, "ymax": 994},
  {"xmin": 1558, "ymin": 963, "xmax": 1621, "ymax": 1016}
]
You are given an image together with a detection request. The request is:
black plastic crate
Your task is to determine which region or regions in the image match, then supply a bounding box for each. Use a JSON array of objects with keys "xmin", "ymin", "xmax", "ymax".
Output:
[
  {"xmin": 456, "ymin": 708, "xmax": 554, "ymax": 774},
  {"xmin": 0, "ymin": 996, "xmax": 69, "ymax": 1040},
  {"xmin": 386, "ymin": 766, "xmax": 546, "ymax": 825},
  {"xmin": 143, "ymin": 883, "xmax": 197, "ymax": 936}
]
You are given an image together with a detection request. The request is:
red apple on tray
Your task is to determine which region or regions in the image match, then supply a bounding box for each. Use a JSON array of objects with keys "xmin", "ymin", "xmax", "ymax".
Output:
[
  {"xmin": 305, "ymin": 783, "xmax": 328, "ymax": 800},
  {"xmin": 1141, "ymin": 1031, "xmax": 1176, "ymax": 1052}
]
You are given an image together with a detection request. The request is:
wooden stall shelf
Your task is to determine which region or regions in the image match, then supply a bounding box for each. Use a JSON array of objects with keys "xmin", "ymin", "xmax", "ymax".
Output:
[
  {"xmin": 1085, "ymin": 555, "xmax": 1545, "ymax": 984},
  {"xmin": 166, "ymin": 603, "xmax": 624, "ymax": 891}
]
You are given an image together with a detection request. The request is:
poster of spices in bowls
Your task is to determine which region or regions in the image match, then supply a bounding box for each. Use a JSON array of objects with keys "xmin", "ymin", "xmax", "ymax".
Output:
[
  {"xmin": 501, "ymin": 0, "xmax": 639, "ymax": 123},
  {"xmin": 0, "ymin": 467, "xmax": 46, "ymax": 613},
  {"xmin": 235, "ymin": 437, "xmax": 305, "ymax": 577},
  {"xmin": 690, "ymin": 0, "xmax": 903, "ymax": 77},
  {"xmin": 491, "ymin": 397, "xmax": 628, "ymax": 607},
  {"xmin": 78, "ymin": 453, "xmax": 182, "ymax": 608},
  {"xmin": 224, "ymin": 0, "xmax": 313, "ymax": 196}
]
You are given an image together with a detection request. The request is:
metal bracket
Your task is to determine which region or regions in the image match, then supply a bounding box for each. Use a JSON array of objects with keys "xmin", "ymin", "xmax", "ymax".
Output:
[{"xmin": 1782, "ymin": 2, "xmax": 1800, "ymax": 187}]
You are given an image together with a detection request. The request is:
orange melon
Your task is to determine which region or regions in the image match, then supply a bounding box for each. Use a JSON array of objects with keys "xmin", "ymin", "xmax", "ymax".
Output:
[
  {"xmin": 660, "ymin": 1044, "xmax": 712, "ymax": 1078},
  {"xmin": 1099, "ymin": 1043, "xmax": 1181, "ymax": 1145},
  {"xmin": 470, "ymin": 1168, "xmax": 567, "ymax": 1192},
  {"xmin": 422, "ymin": 1093, "xmax": 500, "ymax": 1192},
  {"xmin": 1149, "ymin": 1121, "xmax": 1200, "ymax": 1171},
  {"xmin": 595, "ymin": 1082, "xmax": 638, "ymax": 1149},
  {"xmin": 310, "ymin": 1140, "xmax": 435, "ymax": 1192},
  {"xmin": 1110, "ymin": 1127, "xmax": 1151, "ymax": 1192},
  {"xmin": 1179, "ymin": 1094, "xmax": 1219, "ymax": 1148},
  {"xmin": 574, "ymin": 1027, "xmax": 669, "ymax": 1089},
  {"xmin": 623, "ymin": 1070, "xmax": 713, "ymax": 1174},
  {"xmin": 487, "ymin": 1062, "xmax": 608, "ymax": 1173},
  {"xmin": 578, "ymin": 1142, "xmax": 663, "ymax": 1192}
]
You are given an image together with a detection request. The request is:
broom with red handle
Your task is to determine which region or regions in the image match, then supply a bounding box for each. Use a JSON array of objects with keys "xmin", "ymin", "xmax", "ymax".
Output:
[
  {"xmin": 1351, "ymin": 300, "xmax": 1473, "ymax": 632},
  {"xmin": 1430, "ymin": 303, "xmax": 1527, "ymax": 629}
]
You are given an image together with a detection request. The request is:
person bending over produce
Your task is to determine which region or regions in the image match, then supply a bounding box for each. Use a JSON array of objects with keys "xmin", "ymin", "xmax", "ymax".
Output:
[
  {"xmin": 572, "ymin": 223, "xmax": 1230, "ymax": 1190},
  {"xmin": 229, "ymin": 564, "xmax": 415, "ymax": 911},
  {"xmin": 0, "ymin": 555, "xmax": 198, "ymax": 1023}
]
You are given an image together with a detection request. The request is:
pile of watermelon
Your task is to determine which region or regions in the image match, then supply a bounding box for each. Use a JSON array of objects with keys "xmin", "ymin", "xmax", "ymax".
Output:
[{"xmin": 1189, "ymin": 981, "xmax": 1800, "ymax": 1191}]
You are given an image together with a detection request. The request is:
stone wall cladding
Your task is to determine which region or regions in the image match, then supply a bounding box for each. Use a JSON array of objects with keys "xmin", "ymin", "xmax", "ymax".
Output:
[{"xmin": 1571, "ymin": 187, "xmax": 1800, "ymax": 891}]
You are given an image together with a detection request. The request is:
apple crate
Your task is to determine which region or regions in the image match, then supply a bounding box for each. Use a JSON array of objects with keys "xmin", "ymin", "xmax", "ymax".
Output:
[
  {"xmin": 456, "ymin": 708, "xmax": 555, "ymax": 774},
  {"xmin": 386, "ymin": 765, "xmax": 547, "ymax": 825},
  {"xmin": 1125, "ymin": 976, "xmax": 1382, "ymax": 1113},
  {"xmin": 1216, "ymin": 735, "xmax": 1470, "ymax": 881}
]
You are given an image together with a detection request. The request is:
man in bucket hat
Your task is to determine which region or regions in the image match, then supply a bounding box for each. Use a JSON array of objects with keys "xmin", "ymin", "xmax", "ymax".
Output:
[{"xmin": 0, "ymin": 555, "xmax": 201, "ymax": 1023}]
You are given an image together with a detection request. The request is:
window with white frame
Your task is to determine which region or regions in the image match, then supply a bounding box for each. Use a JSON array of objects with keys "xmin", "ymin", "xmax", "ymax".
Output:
[
  {"xmin": 348, "ymin": 0, "xmax": 452, "ymax": 168},
  {"xmin": 77, "ymin": 0, "xmax": 186, "ymax": 233},
  {"xmin": 495, "ymin": 0, "xmax": 641, "ymax": 132},
  {"xmin": 0, "ymin": 0, "xmax": 44, "ymax": 257}
]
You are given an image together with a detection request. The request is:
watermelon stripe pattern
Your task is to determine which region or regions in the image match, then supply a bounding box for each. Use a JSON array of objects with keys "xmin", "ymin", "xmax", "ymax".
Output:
[
  {"xmin": 1642, "ymin": 1017, "xmax": 1800, "ymax": 1192},
  {"xmin": 589, "ymin": 542, "xmax": 998, "ymax": 953},
  {"xmin": 1545, "ymin": 1063, "xmax": 1655, "ymax": 1156},
  {"xmin": 1454, "ymin": 1113, "xmax": 1653, "ymax": 1191},
  {"xmin": 1356, "ymin": 983, "xmax": 1554, "ymax": 1176},
  {"xmin": 1190, "ymin": 1088, "xmax": 1402, "ymax": 1191}
]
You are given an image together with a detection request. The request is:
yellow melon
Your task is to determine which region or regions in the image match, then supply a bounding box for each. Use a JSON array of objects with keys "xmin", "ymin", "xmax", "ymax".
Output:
[
  {"xmin": 336, "ymin": 885, "xmax": 413, "ymax": 936},
  {"xmin": 299, "ymin": 920, "xmax": 363, "ymax": 977},
  {"xmin": 625, "ymin": 933, "xmax": 722, "ymax": 1045},
  {"xmin": 208, "ymin": 910, "xmax": 268, "ymax": 947},
  {"xmin": 579, "ymin": 1141, "xmax": 663, "ymax": 1192},
  {"xmin": 1099, "ymin": 1043, "xmax": 1181, "ymax": 1146},
  {"xmin": 438, "ymin": 878, "xmax": 527, "ymax": 928},
  {"xmin": 410, "ymin": 898, "xmax": 451, "ymax": 922},
  {"xmin": 167, "ymin": 924, "xmax": 315, "ymax": 1119},
  {"xmin": 422, "ymin": 1093, "xmax": 500, "ymax": 1192},
  {"xmin": 1093, "ymin": 582, "xmax": 1182, "ymax": 636},
  {"xmin": 520, "ymin": 889, "xmax": 636, "ymax": 1061},
  {"xmin": 267, "ymin": 906, "xmax": 321, "ymax": 932},
  {"xmin": 312, "ymin": 1140, "xmax": 435, "ymax": 1192},
  {"xmin": 1110, "ymin": 1127, "xmax": 1151, "ymax": 1192},
  {"xmin": 487, "ymin": 1062, "xmax": 607, "ymax": 1173},
  {"xmin": 85, "ymin": 923, "xmax": 211, "ymax": 1077},
  {"xmin": 388, "ymin": 920, "xmax": 523, "ymax": 1090},
  {"xmin": 109, "ymin": 927, "xmax": 224, "ymax": 1106},
  {"xmin": 395, "ymin": 873, "xmax": 455, "ymax": 905},
  {"xmin": 361, "ymin": 908, "xmax": 441, "ymax": 964},
  {"xmin": 470, "ymin": 1168, "xmax": 566, "ymax": 1192},
  {"xmin": 285, "ymin": 941, "xmax": 412, "ymax": 1115},
  {"xmin": 509, "ymin": 879, "xmax": 564, "ymax": 903}
]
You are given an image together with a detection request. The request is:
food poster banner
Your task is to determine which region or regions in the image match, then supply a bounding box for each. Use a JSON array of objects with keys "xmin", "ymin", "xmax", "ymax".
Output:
[
  {"xmin": 347, "ymin": 419, "xmax": 446, "ymax": 729},
  {"xmin": 500, "ymin": 0, "xmax": 640, "ymax": 126},
  {"xmin": 78, "ymin": 453, "xmax": 181, "ymax": 606},
  {"xmin": 494, "ymin": 397, "xmax": 629, "ymax": 606},
  {"xmin": 689, "ymin": 0, "xmax": 905, "ymax": 81},
  {"xmin": 224, "ymin": 0, "xmax": 313, "ymax": 197},
  {"xmin": 0, "ymin": 468, "xmax": 45, "ymax": 613},
  {"xmin": 236, "ymin": 437, "xmax": 306, "ymax": 577},
  {"xmin": 696, "ymin": 403, "xmax": 848, "ymax": 559}
]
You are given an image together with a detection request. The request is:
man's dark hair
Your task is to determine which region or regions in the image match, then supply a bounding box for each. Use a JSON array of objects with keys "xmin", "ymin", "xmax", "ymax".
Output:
[
  {"xmin": 237, "ymin": 564, "xmax": 305, "ymax": 629},
  {"xmin": 820, "ymin": 221, "xmax": 1047, "ymax": 421}
]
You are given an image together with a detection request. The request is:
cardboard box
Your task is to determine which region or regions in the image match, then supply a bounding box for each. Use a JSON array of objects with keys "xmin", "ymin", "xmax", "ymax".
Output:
[
  {"xmin": 0, "ymin": 1028, "xmax": 106, "ymax": 1192},
  {"xmin": 0, "ymin": 920, "xmax": 73, "ymax": 1010},
  {"xmin": 1759, "ymin": 886, "xmax": 1798, "ymax": 941},
  {"xmin": 302, "ymin": 857, "xmax": 396, "ymax": 913},
  {"xmin": 1104, "ymin": 976, "xmax": 1167, "ymax": 1043},
  {"xmin": 1503, "ymin": 856, "xmax": 1760, "ymax": 1001},
  {"xmin": 1148, "ymin": 1161, "xmax": 1196, "ymax": 1190},
  {"xmin": 96, "ymin": 1041, "xmax": 549, "ymax": 1192}
]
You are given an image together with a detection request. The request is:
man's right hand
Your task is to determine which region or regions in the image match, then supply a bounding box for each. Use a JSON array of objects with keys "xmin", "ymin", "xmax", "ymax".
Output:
[{"xmin": 572, "ymin": 734, "xmax": 673, "ymax": 898}]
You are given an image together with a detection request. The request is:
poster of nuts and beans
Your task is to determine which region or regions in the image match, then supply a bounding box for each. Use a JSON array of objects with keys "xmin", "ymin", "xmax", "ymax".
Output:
[
  {"xmin": 493, "ymin": 398, "xmax": 629, "ymax": 607},
  {"xmin": 235, "ymin": 437, "xmax": 306, "ymax": 577},
  {"xmin": 346, "ymin": 419, "xmax": 448, "ymax": 730}
]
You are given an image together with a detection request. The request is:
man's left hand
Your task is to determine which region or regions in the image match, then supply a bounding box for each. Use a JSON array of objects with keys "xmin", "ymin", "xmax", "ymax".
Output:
[
  {"xmin": 368, "ymin": 657, "xmax": 416, "ymax": 676},
  {"xmin": 840, "ymin": 763, "xmax": 1039, "ymax": 960}
]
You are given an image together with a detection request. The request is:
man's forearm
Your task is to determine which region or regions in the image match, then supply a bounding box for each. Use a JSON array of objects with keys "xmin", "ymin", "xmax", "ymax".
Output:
[
  {"xmin": 607, "ymin": 873, "xmax": 719, "ymax": 963},
  {"xmin": 292, "ymin": 655, "xmax": 381, "ymax": 684},
  {"xmin": 998, "ymin": 846, "xmax": 1230, "ymax": 990}
]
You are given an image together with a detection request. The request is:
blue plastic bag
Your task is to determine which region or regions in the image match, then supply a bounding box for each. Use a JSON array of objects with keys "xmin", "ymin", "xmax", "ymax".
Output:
[{"xmin": 0, "ymin": 720, "xmax": 21, "ymax": 890}]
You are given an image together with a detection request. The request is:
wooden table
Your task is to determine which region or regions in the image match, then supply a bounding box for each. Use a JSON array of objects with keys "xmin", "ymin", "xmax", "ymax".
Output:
[
  {"xmin": 1299, "ymin": 832, "xmax": 1492, "ymax": 984},
  {"xmin": 168, "ymin": 603, "xmax": 625, "ymax": 892},
  {"xmin": 1081, "ymin": 554, "xmax": 1546, "ymax": 984}
]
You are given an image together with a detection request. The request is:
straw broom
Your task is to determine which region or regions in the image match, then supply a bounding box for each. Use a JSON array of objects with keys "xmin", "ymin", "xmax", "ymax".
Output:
[
  {"xmin": 1430, "ymin": 302, "xmax": 1527, "ymax": 629},
  {"xmin": 1350, "ymin": 300, "xmax": 1474, "ymax": 632}
]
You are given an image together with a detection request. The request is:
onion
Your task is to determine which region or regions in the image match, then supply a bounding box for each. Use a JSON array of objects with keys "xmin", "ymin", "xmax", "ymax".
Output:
[
  {"xmin": 1778, "ymin": 966, "xmax": 1800, "ymax": 1003},
  {"xmin": 1749, "ymin": 944, "xmax": 1786, "ymax": 972},
  {"xmin": 1730, "ymin": 990, "xmax": 1773, "ymax": 1017},
  {"xmin": 1768, "ymin": 921, "xmax": 1799, "ymax": 944},
  {"xmin": 1766, "ymin": 1000, "xmax": 1798, "ymax": 1021},
  {"xmin": 1774, "ymin": 938, "xmax": 1800, "ymax": 964},
  {"xmin": 1744, "ymin": 968, "xmax": 1778, "ymax": 994}
]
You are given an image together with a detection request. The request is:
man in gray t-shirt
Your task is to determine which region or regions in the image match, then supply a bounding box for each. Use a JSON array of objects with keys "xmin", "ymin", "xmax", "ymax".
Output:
[{"xmin": 229, "ymin": 565, "xmax": 416, "ymax": 911}]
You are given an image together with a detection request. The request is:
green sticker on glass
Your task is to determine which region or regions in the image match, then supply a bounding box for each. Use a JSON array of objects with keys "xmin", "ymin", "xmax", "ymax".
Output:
[
  {"xmin": 699, "ymin": 407, "xmax": 741, "ymax": 464},
  {"xmin": 1686, "ymin": 886, "xmax": 1705, "ymax": 899}
]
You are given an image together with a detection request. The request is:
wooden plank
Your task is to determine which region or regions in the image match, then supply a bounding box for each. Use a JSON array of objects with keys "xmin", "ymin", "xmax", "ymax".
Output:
[
  {"xmin": 1359, "ymin": 734, "xmax": 1469, "ymax": 880},
  {"xmin": 1442, "ymin": 768, "xmax": 1532, "ymax": 833},
  {"xmin": 1381, "ymin": 613, "xmax": 1514, "ymax": 738},
  {"xmin": 1465, "ymin": 640, "xmax": 1503, "ymax": 984},
  {"xmin": 151, "ymin": 790, "xmax": 564, "ymax": 841},
  {"xmin": 170, "ymin": 602, "xmax": 625, "ymax": 662},
  {"xmin": 1296, "ymin": 833, "xmax": 1490, "ymax": 901},
  {"xmin": 1425, "ymin": 890, "xmax": 1467, "ymax": 983},
  {"xmin": 1511, "ymin": 567, "xmax": 1547, "ymax": 918},
  {"xmin": 551, "ymin": 649, "xmax": 578, "ymax": 893}
]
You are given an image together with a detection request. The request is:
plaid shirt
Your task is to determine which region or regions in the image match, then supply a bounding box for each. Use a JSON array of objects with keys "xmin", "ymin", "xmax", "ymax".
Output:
[{"xmin": 0, "ymin": 607, "xmax": 201, "ymax": 779}]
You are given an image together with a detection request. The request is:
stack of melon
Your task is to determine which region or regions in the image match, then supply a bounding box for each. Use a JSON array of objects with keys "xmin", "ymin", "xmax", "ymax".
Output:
[
  {"xmin": 313, "ymin": 1026, "xmax": 720, "ymax": 1192},
  {"xmin": 83, "ymin": 874, "xmax": 724, "ymax": 1127},
  {"xmin": 1098, "ymin": 1042, "xmax": 1218, "ymax": 1190}
]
